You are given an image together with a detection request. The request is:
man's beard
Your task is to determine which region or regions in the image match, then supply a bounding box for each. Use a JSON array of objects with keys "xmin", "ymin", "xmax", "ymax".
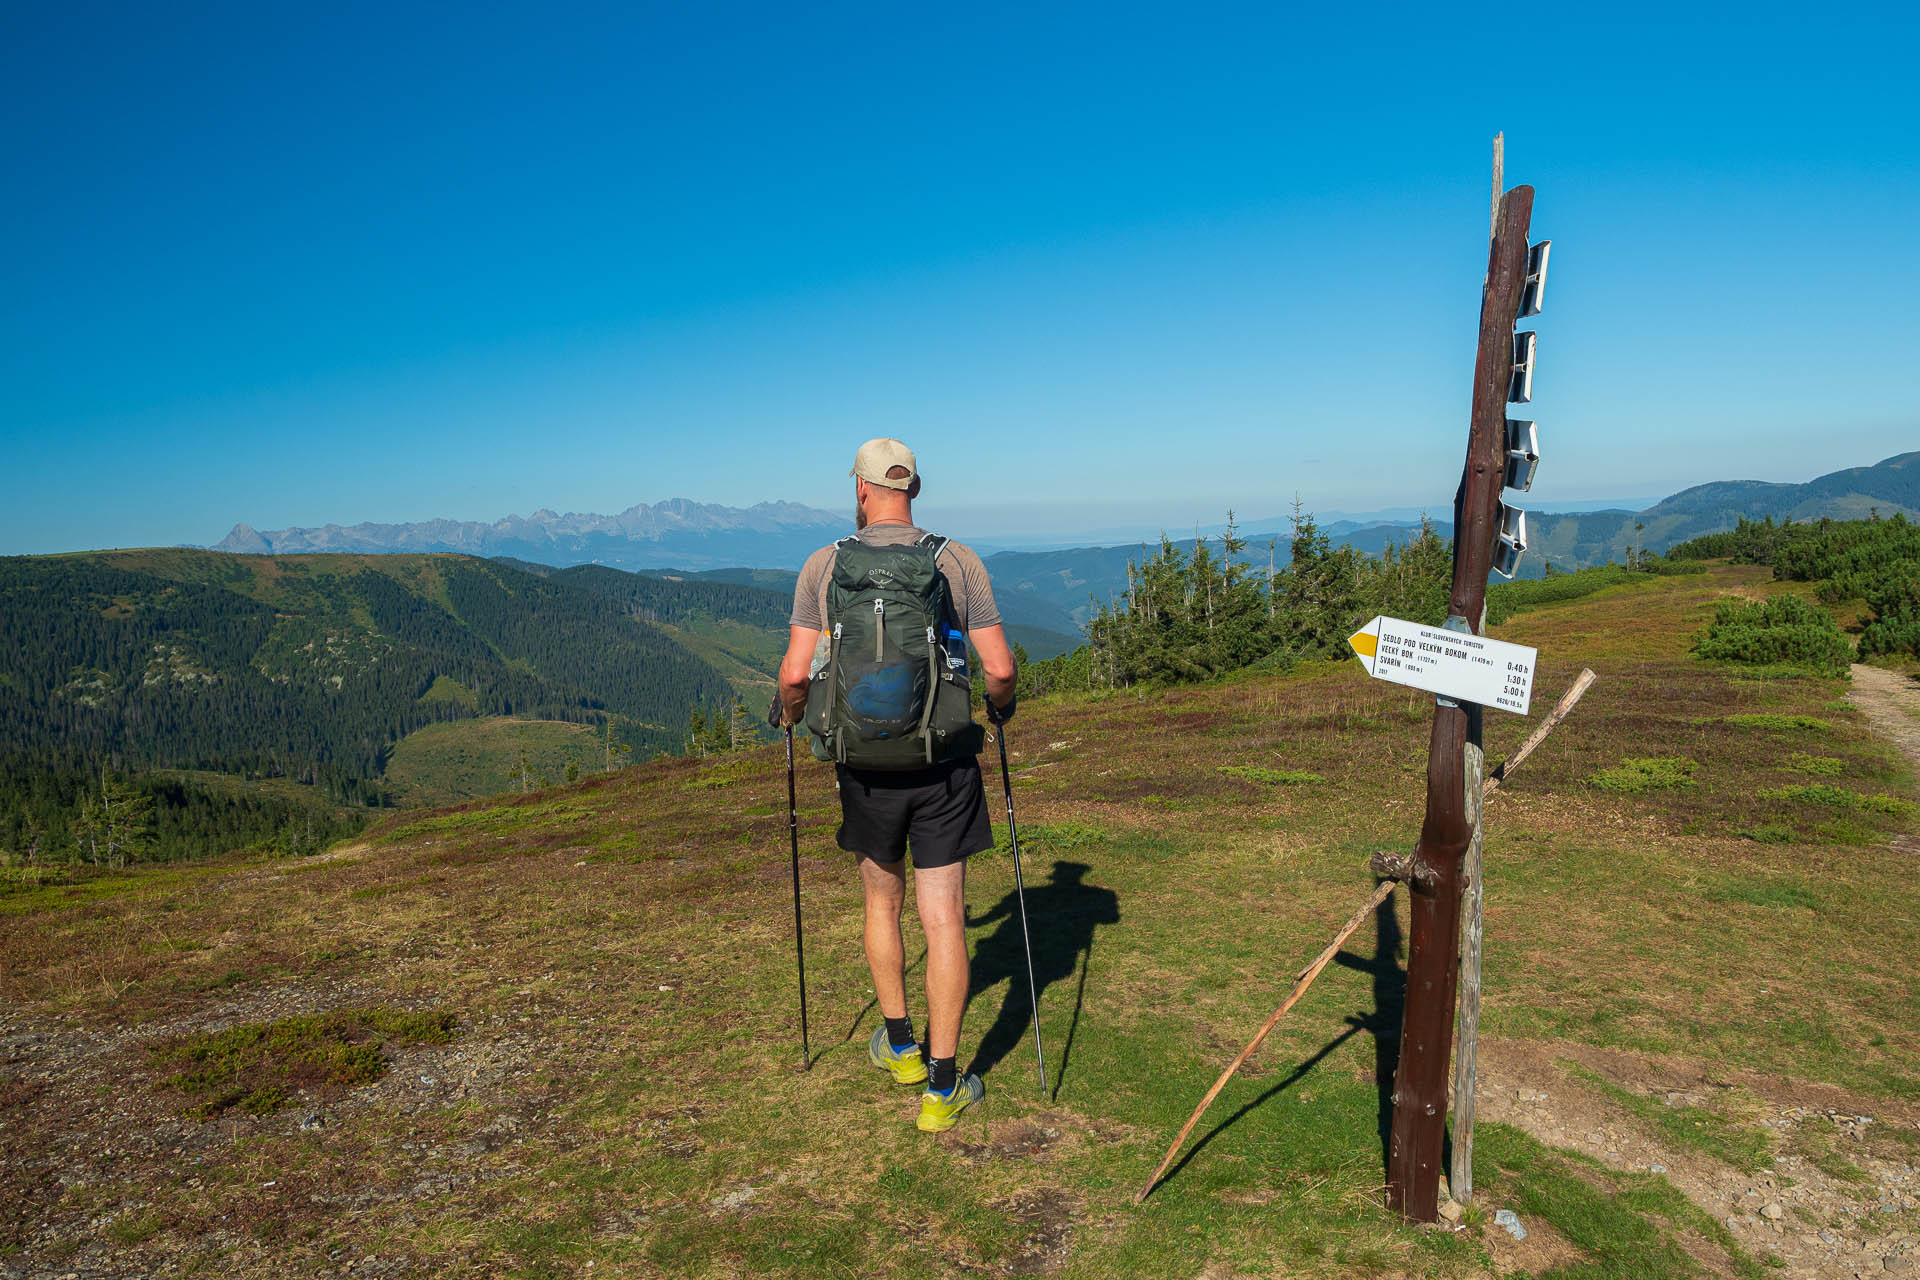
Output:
[{"xmin": 854, "ymin": 497, "xmax": 867, "ymax": 530}]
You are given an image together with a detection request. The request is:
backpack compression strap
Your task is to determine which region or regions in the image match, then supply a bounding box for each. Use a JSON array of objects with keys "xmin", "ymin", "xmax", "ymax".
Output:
[
  {"xmin": 915, "ymin": 533, "xmax": 950, "ymax": 764},
  {"xmin": 825, "ymin": 537, "xmax": 860, "ymax": 764}
]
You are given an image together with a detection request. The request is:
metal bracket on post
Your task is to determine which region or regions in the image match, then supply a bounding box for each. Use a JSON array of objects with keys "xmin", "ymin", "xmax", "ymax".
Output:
[{"xmin": 1432, "ymin": 615, "xmax": 1476, "ymax": 709}]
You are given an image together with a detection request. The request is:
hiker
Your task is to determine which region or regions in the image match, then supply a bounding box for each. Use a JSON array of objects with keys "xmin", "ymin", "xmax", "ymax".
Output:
[{"xmin": 770, "ymin": 437, "xmax": 1018, "ymax": 1132}]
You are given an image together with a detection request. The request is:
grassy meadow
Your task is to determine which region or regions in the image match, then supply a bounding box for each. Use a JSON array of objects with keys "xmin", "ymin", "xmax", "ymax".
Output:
[
  {"xmin": 383, "ymin": 716, "xmax": 611, "ymax": 807},
  {"xmin": 2, "ymin": 564, "xmax": 1917, "ymax": 1278}
]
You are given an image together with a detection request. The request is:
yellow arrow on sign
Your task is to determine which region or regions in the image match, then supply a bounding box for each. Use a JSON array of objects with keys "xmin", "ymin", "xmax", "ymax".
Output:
[{"xmin": 1348, "ymin": 627, "xmax": 1378, "ymax": 658}]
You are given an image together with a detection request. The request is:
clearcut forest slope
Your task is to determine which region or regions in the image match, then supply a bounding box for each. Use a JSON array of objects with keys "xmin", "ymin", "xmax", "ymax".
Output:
[
  {"xmin": 0, "ymin": 550, "xmax": 743, "ymax": 855},
  {"xmin": 4, "ymin": 564, "xmax": 1917, "ymax": 1279}
]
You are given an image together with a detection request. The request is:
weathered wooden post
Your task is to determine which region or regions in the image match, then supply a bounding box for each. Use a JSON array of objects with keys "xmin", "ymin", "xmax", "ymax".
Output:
[
  {"xmin": 1383, "ymin": 175, "xmax": 1535, "ymax": 1223},
  {"xmin": 1449, "ymin": 134, "xmax": 1505, "ymax": 1209},
  {"xmin": 1138, "ymin": 145, "xmax": 1569, "ymax": 1214}
]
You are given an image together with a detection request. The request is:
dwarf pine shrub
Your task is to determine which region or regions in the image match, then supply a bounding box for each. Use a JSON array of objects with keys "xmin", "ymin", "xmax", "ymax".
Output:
[
  {"xmin": 1759, "ymin": 785, "xmax": 1915, "ymax": 816},
  {"xmin": 1588, "ymin": 757, "xmax": 1697, "ymax": 794},
  {"xmin": 1693, "ymin": 594, "xmax": 1854, "ymax": 677}
]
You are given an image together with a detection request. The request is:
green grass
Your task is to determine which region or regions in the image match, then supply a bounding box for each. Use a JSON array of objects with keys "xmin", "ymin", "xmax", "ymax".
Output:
[
  {"xmin": 1702, "ymin": 875, "xmax": 1820, "ymax": 910},
  {"xmin": 1724, "ymin": 662, "xmax": 1843, "ymax": 681},
  {"xmin": 1006, "ymin": 821, "xmax": 1110, "ymax": 854},
  {"xmin": 1218, "ymin": 765, "xmax": 1326, "ymax": 785},
  {"xmin": 1563, "ymin": 1064, "xmax": 1773, "ymax": 1172},
  {"xmin": 1758, "ymin": 784, "xmax": 1915, "ymax": 815},
  {"xmin": 104, "ymin": 1213, "xmax": 166, "ymax": 1246},
  {"xmin": 1478, "ymin": 1125, "xmax": 1764, "ymax": 1279},
  {"xmin": 0, "ymin": 861, "xmax": 225, "ymax": 917},
  {"xmin": 1587, "ymin": 757, "xmax": 1697, "ymax": 793},
  {"xmin": 417, "ymin": 674, "xmax": 479, "ymax": 707},
  {"xmin": 1721, "ymin": 714, "xmax": 1834, "ymax": 733},
  {"xmin": 148, "ymin": 1008, "xmax": 458, "ymax": 1119},
  {"xmin": 1484, "ymin": 562, "xmax": 1706, "ymax": 625},
  {"xmin": 383, "ymin": 716, "xmax": 607, "ymax": 805},
  {"xmin": 1785, "ymin": 753, "xmax": 1846, "ymax": 776}
]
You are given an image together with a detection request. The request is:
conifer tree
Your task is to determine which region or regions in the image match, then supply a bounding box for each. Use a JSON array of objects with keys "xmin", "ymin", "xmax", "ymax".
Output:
[
  {"xmin": 94, "ymin": 773, "xmax": 154, "ymax": 869},
  {"xmin": 603, "ymin": 719, "xmax": 632, "ymax": 772}
]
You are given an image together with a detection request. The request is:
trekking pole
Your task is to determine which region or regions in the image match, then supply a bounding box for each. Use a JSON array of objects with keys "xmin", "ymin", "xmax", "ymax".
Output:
[
  {"xmin": 991, "ymin": 718, "xmax": 1049, "ymax": 1096},
  {"xmin": 785, "ymin": 727, "xmax": 811, "ymax": 1069}
]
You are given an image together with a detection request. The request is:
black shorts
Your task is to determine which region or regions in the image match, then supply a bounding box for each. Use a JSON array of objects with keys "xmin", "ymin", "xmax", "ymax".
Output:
[{"xmin": 835, "ymin": 757, "xmax": 995, "ymax": 870}]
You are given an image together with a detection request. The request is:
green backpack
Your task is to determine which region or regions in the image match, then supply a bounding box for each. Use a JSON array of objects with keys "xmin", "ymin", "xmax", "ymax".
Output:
[{"xmin": 803, "ymin": 533, "xmax": 986, "ymax": 769}]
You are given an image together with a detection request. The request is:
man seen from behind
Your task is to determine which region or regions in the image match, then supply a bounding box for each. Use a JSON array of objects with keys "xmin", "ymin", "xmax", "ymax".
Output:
[{"xmin": 771, "ymin": 437, "xmax": 1018, "ymax": 1132}]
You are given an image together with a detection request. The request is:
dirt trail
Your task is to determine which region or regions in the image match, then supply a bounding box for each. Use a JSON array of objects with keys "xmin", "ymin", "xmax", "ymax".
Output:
[
  {"xmin": 1846, "ymin": 664, "xmax": 1920, "ymax": 855},
  {"xmin": 1848, "ymin": 664, "xmax": 1920, "ymax": 773},
  {"xmin": 1476, "ymin": 1041, "xmax": 1920, "ymax": 1280},
  {"xmin": 1466, "ymin": 665, "xmax": 1920, "ymax": 1279}
]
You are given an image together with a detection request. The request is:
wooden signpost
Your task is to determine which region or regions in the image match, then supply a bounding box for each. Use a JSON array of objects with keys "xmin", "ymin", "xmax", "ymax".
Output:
[
  {"xmin": 1137, "ymin": 141, "xmax": 1576, "ymax": 1217},
  {"xmin": 1381, "ymin": 160, "xmax": 1537, "ymax": 1223}
]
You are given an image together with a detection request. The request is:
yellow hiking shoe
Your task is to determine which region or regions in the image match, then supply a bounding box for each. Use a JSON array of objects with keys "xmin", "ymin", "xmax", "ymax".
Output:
[
  {"xmin": 916, "ymin": 1073, "xmax": 984, "ymax": 1133},
  {"xmin": 868, "ymin": 1026, "xmax": 928, "ymax": 1086}
]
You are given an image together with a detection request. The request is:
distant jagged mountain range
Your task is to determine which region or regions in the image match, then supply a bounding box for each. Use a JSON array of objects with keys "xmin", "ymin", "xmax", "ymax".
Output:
[
  {"xmin": 213, "ymin": 498, "xmax": 845, "ymax": 571},
  {"xmin": 209, "ymin": 451, "xmax": 1918, "ymax": 631}
]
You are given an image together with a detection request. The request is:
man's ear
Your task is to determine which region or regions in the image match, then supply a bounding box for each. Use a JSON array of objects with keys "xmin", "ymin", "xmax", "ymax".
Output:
[{"xmin": 907, "ymin": 476, "xmax": 922, "ymax": 501}]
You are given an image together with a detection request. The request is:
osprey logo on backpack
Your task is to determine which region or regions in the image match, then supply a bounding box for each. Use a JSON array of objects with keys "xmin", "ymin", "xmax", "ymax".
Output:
[{"xmin": 804, "ymin": 533, "xmax": 986, "ymax": 769}]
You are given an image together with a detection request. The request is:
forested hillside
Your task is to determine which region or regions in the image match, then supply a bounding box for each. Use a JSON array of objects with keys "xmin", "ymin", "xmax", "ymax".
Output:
[
  {"xmin": 548, "ymin": 563, "xmax": 790, "ymax": 630},
  {"xmin": 1018, "ymin": 515, "xmax": 1707, "ymax": 694},
  {"xmin": 0, "ymin": 551, "xmax": 737, "ymax": 861},
  {"xmin": 1672, "ymin": 512, "xmax": 1920, "ymax": 659},
  {"xmin": 670, "ymin": 563, "xmax": 1084, "ymax": 659}
]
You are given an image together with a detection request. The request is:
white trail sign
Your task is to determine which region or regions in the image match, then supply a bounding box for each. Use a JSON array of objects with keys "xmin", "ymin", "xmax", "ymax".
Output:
[{"xmin": 1347, "ymin": 615, "xmax": 1537, "ymax": 715}]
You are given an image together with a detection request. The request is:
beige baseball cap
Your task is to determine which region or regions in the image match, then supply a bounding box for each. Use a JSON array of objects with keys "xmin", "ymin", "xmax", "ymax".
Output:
[{"xmin": 849, "ymin": 437, "xmax": 918, "ymax": 490}]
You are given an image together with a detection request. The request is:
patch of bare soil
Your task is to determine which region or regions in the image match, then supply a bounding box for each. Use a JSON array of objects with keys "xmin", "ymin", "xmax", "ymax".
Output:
[
  {"xmin": 1480, "ymin": 1209, "xmax": 1584, "ymax": 1277},
  {"xmin": 1475, "ymin": 1038, "xmax": 1920, "ymax": 1280},
  {"xmin": 0, "ymin": 981, "xmax": 547, "ymax": 1280},
  {"xmin": 992, "ymin": 1186, "xmax": 1076, "ymax": 1275},
  {"xmin": 1849, "ymin": 666, "xmax": 1920, "ymax": 857},
  {"xmin": 948, "ymin": 1110, "xmax": 1094, "ymax": 1166}
]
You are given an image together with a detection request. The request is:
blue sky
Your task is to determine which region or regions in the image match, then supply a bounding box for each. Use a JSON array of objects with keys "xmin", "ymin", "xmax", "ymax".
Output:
[{"xmin": 4, "ymin": 2, "xmax": 1916, "ymax": 553}]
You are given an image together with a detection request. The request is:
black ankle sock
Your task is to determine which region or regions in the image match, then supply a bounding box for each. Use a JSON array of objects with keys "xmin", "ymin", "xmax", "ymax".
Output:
[
  {"xmin": 884, "ymin": 1015, "xmax": 916, "ymax": 1051},
  {"xmin": 927, "ymin": 1055, "xmax": 957, "ymax": 1093}
]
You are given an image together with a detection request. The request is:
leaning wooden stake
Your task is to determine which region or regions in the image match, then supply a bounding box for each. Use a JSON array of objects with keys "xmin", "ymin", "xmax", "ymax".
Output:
[
  {"xmin": 1484, "ymin": 668, "xmax": 1597, "ymax": 800},
  {"xmin": 1136, "ymin": 879, "xmax": 1397, "ymax": 1204},
  {"xmin": 1451, "ymin": 667, "xmax": 1596, "ymax": 1203}
]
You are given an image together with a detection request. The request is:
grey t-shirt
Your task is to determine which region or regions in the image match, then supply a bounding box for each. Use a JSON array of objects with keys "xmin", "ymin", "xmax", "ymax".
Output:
[{"xmin": 790, "ymin": 523, "xmax": 1002, "ymax": 634}]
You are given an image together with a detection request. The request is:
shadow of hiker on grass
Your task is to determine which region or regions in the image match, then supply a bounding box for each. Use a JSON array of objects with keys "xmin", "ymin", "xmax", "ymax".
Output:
[{"xmin": 964, "ymin": 860, "xmax": 1119, "ymax": 1095}]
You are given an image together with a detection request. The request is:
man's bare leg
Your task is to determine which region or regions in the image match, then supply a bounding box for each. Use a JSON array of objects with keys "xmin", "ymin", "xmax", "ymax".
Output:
[
  {"xmin": 858, "ymin": 856, "xmax": 909, "ymax": 1019},
  {"xmin": 913, "ymin": 860, "xmax": 968, "ymax": 1060}
]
